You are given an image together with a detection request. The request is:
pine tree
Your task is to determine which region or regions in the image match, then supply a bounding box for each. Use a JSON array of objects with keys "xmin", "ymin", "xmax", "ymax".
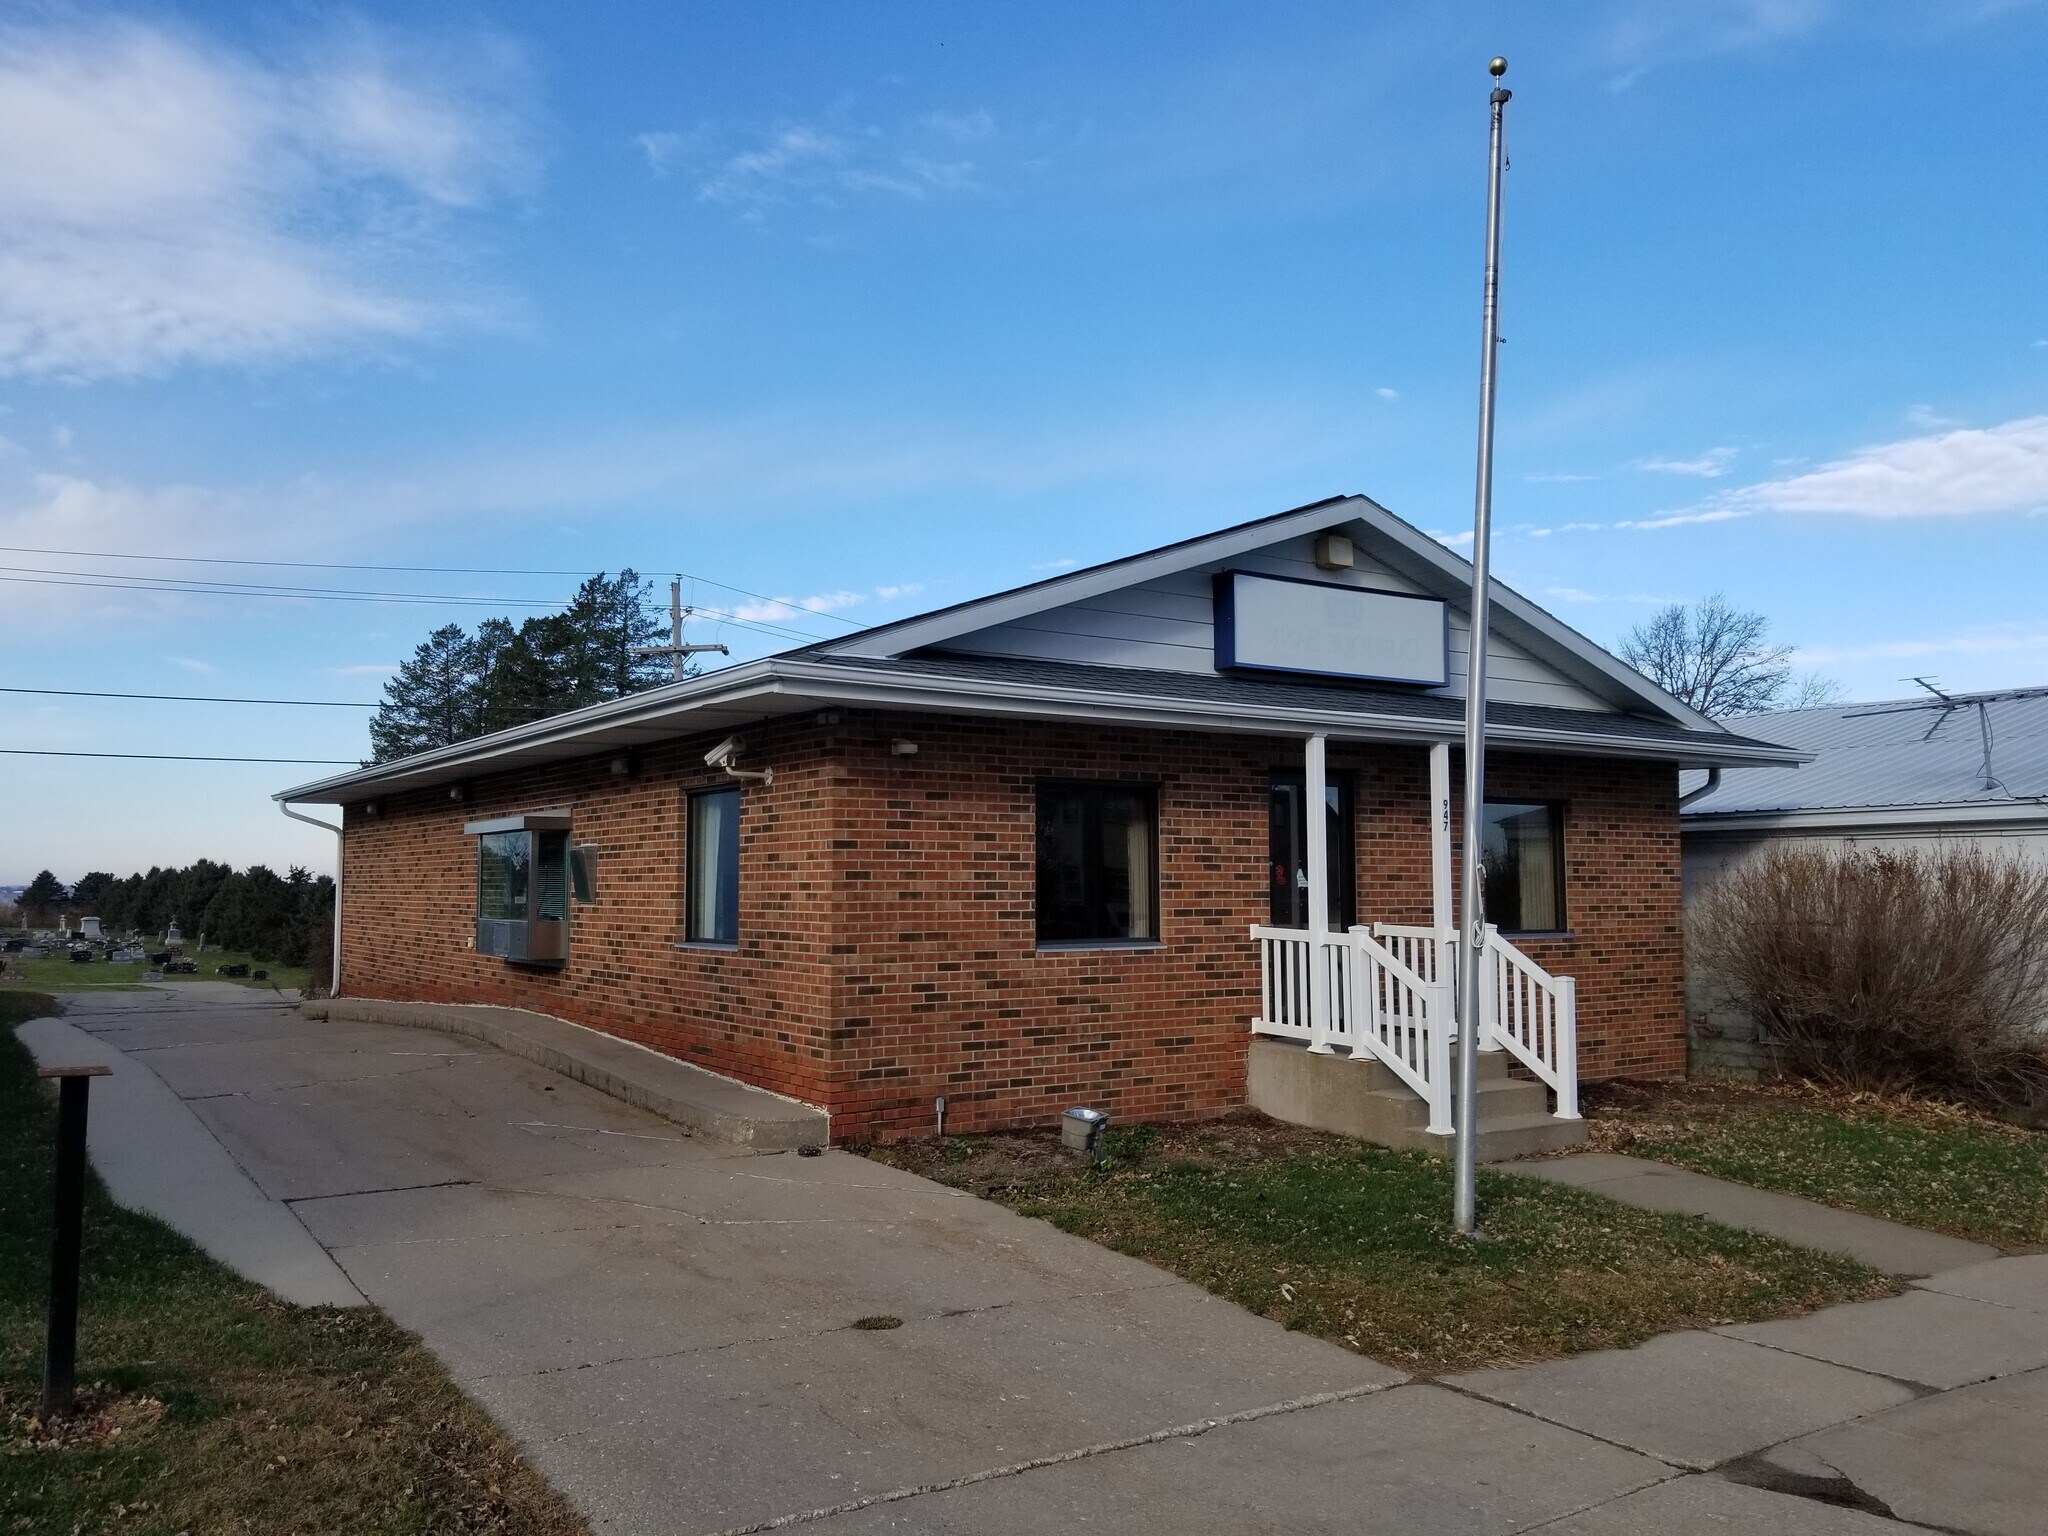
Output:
[
  {"xmin": 370, "ymin": 624, "xmax": 486, "ymax": 763},
  {"xmin": 368, "ymin": 570, "xmax": 670, "ymax": 760},
  {"xmin": 19, "ymin": 869, "xmax": 65, "ymax": 924}
]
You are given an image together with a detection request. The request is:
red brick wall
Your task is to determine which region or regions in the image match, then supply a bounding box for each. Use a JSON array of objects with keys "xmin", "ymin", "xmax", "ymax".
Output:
[
  {"xmin": 340, "ymin": 713, "xmax": 845, "ymax": 1108},
  {"xmin": 338, "ymin": 712, "xmax": 1686, "ymax": 1140}
]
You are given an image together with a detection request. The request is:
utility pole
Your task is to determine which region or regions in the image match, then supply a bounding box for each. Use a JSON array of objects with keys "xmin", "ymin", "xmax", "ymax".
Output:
[
  {"xmin": 633, "ymin": 578, "xmax": 729, "ymax": 682},
  {"xmin": 1454, "ymin": 56, "xmax": 1511, "ymax": 1238}
]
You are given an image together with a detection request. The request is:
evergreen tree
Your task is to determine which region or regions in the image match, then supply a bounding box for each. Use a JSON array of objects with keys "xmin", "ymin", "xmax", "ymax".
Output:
[
  {"xmin": 366, "ymin": 571, "xmax": 669, "ymax": 761},
  {"xmin": 19, "ymin": 869, "xmax": 65, "ymax": 924},
  {"xmin": 370, "ymin": 623, "xmax": 486, "ymax": 763},
  {"xmin": 70, "ymin": 871, "xmax": 117, "ymax": 912}
]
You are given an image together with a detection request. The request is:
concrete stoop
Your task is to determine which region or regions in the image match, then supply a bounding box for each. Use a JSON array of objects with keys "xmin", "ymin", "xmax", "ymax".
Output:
[
  {"xmin": 1248, "ymin": 1036, "xmax": 1588, "ymax": 1161},
  {"xmin": 302, "ymin": 997, "xmax": 828, "ymax": 1151}
]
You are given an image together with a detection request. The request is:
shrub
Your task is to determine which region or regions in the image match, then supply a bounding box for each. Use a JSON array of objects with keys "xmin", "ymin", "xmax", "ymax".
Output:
[{"xmin": 1690, "ymin": 844, "xmax": 2048, "ymax": 1106}]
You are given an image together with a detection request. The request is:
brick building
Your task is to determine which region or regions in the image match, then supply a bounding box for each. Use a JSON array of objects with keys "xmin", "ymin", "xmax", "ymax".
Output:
[{"xmin": 277, "ymin": 497, "xmax": 1799, "ymax": 1143}]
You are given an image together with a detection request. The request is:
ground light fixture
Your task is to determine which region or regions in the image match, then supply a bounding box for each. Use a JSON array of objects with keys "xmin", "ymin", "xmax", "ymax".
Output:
[{"xmin": 1455, "ymin": 55, "xmax": 1512, "ymax": 1238}]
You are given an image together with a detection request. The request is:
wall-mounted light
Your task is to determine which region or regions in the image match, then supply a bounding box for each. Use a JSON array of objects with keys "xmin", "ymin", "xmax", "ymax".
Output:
[
  {"xmin": 890, "ymin": 739, "xmax": 919, "ymax": 757},
  {"xmin": 363, "ymin": 800, "xmax": 381, "ymax": 817},
  {"xmin": 1314, "ymin": 531, "xmax": 1355, "ymax": 571},
  {"xmin": 448, "ymin": 784, "xmax": 468, "ymax": 803},
  {"xmin": 609, "ymin": 755, "xmax": 635, "ymax": 778}
]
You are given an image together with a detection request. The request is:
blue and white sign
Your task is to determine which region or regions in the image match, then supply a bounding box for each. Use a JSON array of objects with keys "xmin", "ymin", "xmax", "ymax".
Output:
[{"xmin": 1214, "ymin": 571, "xmax": 1448, "ymax": 686}]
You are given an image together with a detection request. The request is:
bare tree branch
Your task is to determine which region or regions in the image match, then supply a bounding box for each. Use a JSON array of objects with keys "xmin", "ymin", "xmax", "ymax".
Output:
[{"xmin": 1618, "ymin": 593, "xmax": 1801, "ymax": 718}]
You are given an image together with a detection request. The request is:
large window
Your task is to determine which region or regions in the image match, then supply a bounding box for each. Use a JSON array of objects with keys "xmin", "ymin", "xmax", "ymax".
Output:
[
  {"xmin": 1035, "ymin": 783, "xmax": 1158, "ymax": 946},
  {"xmin": 687, "ymin": 787, "xmax": 741, "ymax": 946},
  {"xmin": 1480, "ymin": 801, "xmax": 1564, "ymax": 934},
  {"xmin": 1268, "ymin": 772, "xmax": 1354, "ymax": 930}
]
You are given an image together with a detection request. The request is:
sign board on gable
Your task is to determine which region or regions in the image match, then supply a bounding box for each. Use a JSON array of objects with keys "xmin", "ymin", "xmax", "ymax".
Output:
[{"xmin": 1213, "ymin": 571, "xmax": 1448, "ymax": 686}]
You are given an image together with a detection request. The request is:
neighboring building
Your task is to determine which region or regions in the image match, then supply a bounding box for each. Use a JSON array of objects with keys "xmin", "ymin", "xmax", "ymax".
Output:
[
  {"xmin": 276, "ymin": 496, "xmax": 1798, "ymax": 1142},
  {"xmin": 1680, "ymin": 686, "xmax": 2048, "ymax": 901}
]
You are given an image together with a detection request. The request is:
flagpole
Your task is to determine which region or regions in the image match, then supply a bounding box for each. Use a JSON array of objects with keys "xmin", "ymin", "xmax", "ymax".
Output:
[{"xmin": 1454, "ymin": 56, "xmax": 1510, "ymax": 1237}]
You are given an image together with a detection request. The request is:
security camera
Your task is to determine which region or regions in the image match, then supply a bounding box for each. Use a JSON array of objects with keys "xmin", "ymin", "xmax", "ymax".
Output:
[{"xmin": 705, "ymin": 734, "xmax": 772, "ymax": 785}]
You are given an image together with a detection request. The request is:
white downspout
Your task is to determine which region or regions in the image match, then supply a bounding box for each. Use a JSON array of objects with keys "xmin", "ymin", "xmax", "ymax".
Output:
[
  {"xmin": 1305, "ymin": 733, "xmax": 1333, "ymax": 1054},
  {"xmin": 279, "ymin": 802, "xmax": 343, "ymax": 998}
]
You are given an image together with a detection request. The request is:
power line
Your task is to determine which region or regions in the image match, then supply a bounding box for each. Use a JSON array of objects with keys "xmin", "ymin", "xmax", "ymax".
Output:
[
  {"xmin": 1, "ymin": 566, "xmax": 568, "ymax": 607},
  {"xmin": 1, "ymin": 686, "xmax": 376, "ymax": 708},
  {"xmin": 1, "ymin": 749, "xmax": 358, "ymax": 764},
  {"xmin": 0, "ymin": 570, "xmax": 832, "ymax": 644},
  {"xmin": 0, "ymin": 543, "xmax": 868, "ymax": 627}
]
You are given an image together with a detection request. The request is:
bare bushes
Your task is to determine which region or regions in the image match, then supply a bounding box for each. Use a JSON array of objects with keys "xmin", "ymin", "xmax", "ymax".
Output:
[{"xmin": 1691, "ymin": 844, "xmax": 2048, "ymax": 1106}]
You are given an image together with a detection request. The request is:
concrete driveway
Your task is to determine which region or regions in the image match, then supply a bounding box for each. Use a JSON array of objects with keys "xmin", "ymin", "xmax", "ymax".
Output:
[{"xmin": 27, "ymin": 988, "xmax": 2044, "ymax": 1535}]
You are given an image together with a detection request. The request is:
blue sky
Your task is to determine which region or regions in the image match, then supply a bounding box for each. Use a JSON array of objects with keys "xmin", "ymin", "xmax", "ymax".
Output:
[{"xmin": 3, "ymin": 1, "xmax": 2045, "ymax": 884}]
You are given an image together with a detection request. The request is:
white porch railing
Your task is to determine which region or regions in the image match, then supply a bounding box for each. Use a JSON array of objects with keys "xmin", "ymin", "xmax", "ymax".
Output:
[
  {"xmin": 1372, "ymin": 924, "xmax": 1580, "ymax": 1120},
  {"xmin": 1251, "ymin": 923, "xmax": 1454, "ymax": 1133},
  {"xmin": 1251, "ymin": 922, "xmax": 1580, "ymax": 1127}
]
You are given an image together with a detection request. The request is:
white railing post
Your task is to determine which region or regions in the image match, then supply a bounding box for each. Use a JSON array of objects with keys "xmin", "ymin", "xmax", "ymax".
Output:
[
  {"xmin": 1478, "ymin": 923, "xmax": 1505, "ymax": 1051},
  {"xmin": 1305, "ymin": 733, "xmax": 1333, "ymax": 1053},
  {"xmin": 1426, "ymin": 972, "xmax": 1455, "ymax": 1135},
  {"xmin": 1555, "ymin": 975, "xmax": 1580, "ymax": 1119}
]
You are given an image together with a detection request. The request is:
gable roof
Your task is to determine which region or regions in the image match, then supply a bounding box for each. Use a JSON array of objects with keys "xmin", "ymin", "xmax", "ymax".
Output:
[
  {"xmin": 1681, "ymin": 687, "xmax": 2048, "ymax": 830},
  {"xmin": 278, "ymin": 494, "xmax": 1802, "ymax": 806},
  {"xmin": 806, "ymin": 494, "xmax": 1720, "ymax": 728}
]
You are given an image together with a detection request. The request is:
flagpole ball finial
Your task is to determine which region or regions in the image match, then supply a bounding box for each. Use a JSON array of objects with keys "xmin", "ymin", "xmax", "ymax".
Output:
[{"xmin": 1489, "ymin": 56, "xmax": 1508, "ymax": 77}]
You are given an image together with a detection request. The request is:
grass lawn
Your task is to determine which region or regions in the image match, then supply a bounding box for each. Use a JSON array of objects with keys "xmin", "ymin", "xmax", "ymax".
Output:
[
  {"xmin": 864, "ymin": 1114, "xmax": 1897, "ymax": 1374},
  {"xmin": 1586, "ymin": 1078, "xmax": 2048, "ymax": 1251},
  {"xmin": 0, "ymin": 992, "xmax": 584, "ymax": 1536},
  {"xmin": 3, "ymin": 947, "xmax": 309, "ymax": 995}
]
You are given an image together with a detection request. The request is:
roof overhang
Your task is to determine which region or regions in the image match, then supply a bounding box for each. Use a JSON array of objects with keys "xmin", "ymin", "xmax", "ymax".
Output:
[
  {"xmin": 277, "ymin": 653, "xmax": 1804, "ymax": 806},
  {"xmin": 1682, "ymin": 800, "xmax": 2048, "ymax": 837}
]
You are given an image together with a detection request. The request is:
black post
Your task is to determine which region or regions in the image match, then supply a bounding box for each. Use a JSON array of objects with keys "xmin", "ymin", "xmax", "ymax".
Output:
[{"xmin": 39, "ymin": 1065, "xmax": 106, "ymax": 1419}]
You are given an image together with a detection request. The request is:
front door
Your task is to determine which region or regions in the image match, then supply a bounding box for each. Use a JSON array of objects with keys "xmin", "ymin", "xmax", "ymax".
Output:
[{"xmin": 1268, "ymin": 772, "xmax": 1355, "ymax": 930}]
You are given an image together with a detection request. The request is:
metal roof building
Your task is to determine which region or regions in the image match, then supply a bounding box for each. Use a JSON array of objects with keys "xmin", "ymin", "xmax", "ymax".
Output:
[{"xmin": 1679, "ymin": 686, "xmax": 2048, "ymax": 896}]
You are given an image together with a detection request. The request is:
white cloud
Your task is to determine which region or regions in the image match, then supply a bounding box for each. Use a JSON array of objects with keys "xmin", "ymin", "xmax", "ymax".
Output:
[
  {"xmin": 1030, "ymin": 558, "xmax": 1079, "ymax": 573},
  {"xmin": 1525, "ymin": 471, "xmax": 1597, "ymax": 484},
  {"xmin": 0, "ymin": 16, "xmax": 532, "ymax": 380},
  {"xmin": 1725, "ymin": 415, "xmax": 2048, "ymax": 517},
  {"xmin": 1596, "ymin": 0, "xmax": 1830, "ymax": 88},
  {"xmin": 644, "ymin": 107, "xmax": 997, "ymax": 219},
  {"xmin": 325, "ymin": 663, "xmax": 400, "ymax": 676},
  {"xmin": 1432, "ymin": 529, "xmax": 1475, "ymax": 548},
  {"xmin": 729, "ymin": 589, "xmax": 865, "ymax": 623},
  {"xmin": 1904, "ymin": 404, "xmax": 1965, "ymax": 430},
  {"xmin": 1636, "ymin": 447, "xmax": 1738, "ymax": 478},
  {"xmin": 1794, "ymin": 625, "xmax": 2048, "ymax": 666},
  {"xmin": 1375, "ymin": 387, "xmax": 1399, "ymax": 402},
  {"xmin": 920, "ymin": 109, "xmax": 994, "ymax": 144},
  {"xmin": 1618, "ymin": 415, "xmax": 2048, "ymax": 529},
  {"xmin": 1543, "ymin": 586, "xmax": 1601, "ymax": 603},
  {"xmin": 166, "ymin": 655, "xmax": 218, "ymax": 674},
  {"xmin": 874, "ymin": 583, "xmax": 924, "ymax": 601}
]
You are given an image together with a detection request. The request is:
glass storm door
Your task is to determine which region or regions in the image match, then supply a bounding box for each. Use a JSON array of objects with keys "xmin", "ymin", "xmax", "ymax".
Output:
[{"xmin": 1267, "ymin": 773, "xmax": 1354, "ymax": 930}]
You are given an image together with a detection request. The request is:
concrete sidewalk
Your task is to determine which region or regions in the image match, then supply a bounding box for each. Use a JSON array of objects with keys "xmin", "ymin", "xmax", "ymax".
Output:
[
  {"xmin": 29, "ymin": 989, "xmax": 2047, "ymax": 1535},
  {"xmin": 1500, "ymin": 1151, "xmax": 2000, "ymax": 1277}
]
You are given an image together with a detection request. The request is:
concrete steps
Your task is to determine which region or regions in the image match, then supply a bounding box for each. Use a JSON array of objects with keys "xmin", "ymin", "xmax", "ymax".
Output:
[{"xmin": 1247, "ymin": 1037, "xmax": 1588, "ymax": 1161}]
